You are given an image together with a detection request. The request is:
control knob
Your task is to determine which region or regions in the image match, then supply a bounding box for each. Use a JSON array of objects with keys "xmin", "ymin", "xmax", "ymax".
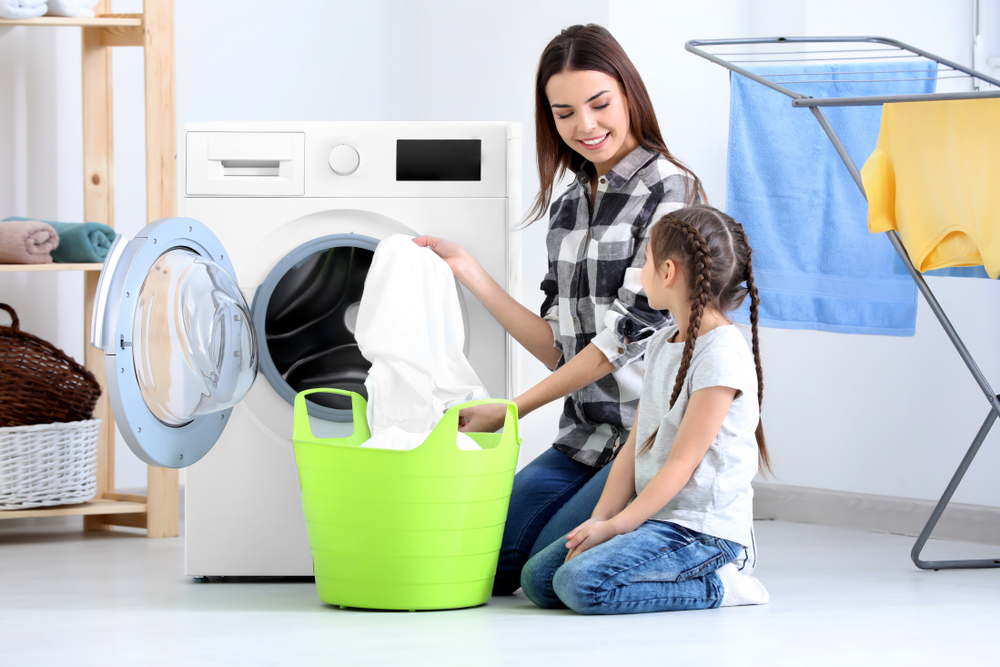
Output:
[{"xmin": 329, "ymin": 144, "xmax": 360, "ymax": 176}]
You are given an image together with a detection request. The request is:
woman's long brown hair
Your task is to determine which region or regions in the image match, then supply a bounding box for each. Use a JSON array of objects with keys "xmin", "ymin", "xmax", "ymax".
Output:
[
  {"xmin": 525, "ymin": 24, "xmax": 705, "ymax": 224},
  {"xmin": 637, "ymin": 206, "xmax": 770, "ymax": 474}
]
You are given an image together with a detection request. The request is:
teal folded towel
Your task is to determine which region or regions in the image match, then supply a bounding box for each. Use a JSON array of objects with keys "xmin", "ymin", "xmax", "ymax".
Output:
[
  {"xmin": 2, "ymin": 217, "xmax": 115, "ymax": 263},
  {"xmin": 726, "ymin": 62, "xmax": 938, "ymax": 337}
]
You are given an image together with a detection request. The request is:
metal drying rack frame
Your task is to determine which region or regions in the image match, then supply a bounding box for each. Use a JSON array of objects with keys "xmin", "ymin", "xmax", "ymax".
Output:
[{"xmin": 686, "ymin": 36, "xmax": 1000, "ymax": 571}]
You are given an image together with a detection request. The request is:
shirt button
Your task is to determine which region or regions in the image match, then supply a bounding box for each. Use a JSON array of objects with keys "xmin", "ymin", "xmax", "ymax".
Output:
[
  {"xmin": 617, "ymin": 346, "xmax": 625, "ymax": 354},
  {"xmin": 600, "ymin": 178, "xmax": 606, "ymax": 184},
  {"xmin": 573, "ymin": 317, "xmax": 579, "ymax": 324}
]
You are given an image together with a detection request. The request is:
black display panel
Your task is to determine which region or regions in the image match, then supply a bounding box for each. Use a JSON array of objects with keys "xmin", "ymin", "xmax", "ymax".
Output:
[{"xmin": 396, "ymin": 139, "xmax": 481, "ymax": 181}]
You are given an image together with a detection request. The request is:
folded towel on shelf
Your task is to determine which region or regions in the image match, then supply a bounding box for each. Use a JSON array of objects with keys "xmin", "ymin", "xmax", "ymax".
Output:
[
  {"xmin": 0, "ymin": 0, "xmax": 48, "ymax": 20},
  {"xmin": 2, "ymin": 217, "xmax": 114, "ymax": 263},
  {"xmin": 0, "ymin": 219, "xmax": 58, "ymax": 264},
  {"xmin": 45, "ymin": 0, "xmax": 98, "ymax": 18},
  {"xmin": 726, "ymin": 62, "xmax": 937, "ymax": 336}
]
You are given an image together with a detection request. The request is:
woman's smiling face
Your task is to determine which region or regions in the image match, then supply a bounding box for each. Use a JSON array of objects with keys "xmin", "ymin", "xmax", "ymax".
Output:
[{"xmin": 545, "ymin": 69, "xmax": 638, "ymax": 175}]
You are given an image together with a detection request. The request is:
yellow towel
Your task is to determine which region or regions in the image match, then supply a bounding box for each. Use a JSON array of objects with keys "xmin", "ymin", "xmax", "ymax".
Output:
[{"xmin": 862, "ymin": 98, "xmax": 1000, "ymax": 279}]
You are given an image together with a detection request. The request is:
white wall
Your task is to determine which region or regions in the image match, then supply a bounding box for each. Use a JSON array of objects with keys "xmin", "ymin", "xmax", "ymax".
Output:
[
  {"xmin": 3, "ymin": 1, "xmax": 997, "ymax": 509},
  {"xmin": 612, "ymin": 0, "xmax": 1000, "ymax": 508},
  {"xmin": 0, "ymin": 0, "xmax": 607, "ymax": 488}
]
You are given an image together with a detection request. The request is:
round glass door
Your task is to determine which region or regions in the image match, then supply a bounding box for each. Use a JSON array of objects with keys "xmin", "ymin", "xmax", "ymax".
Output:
[
  {"xmin": 92, "ymin": 217, "xmax": 257, "ymax": 468},
  {"xmin": 133, "ymin": 248, "xmax": 258, "ymax": 426}
]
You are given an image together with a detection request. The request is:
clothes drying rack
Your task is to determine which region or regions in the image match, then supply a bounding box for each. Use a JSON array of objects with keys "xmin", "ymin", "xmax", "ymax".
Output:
[{"xmin": 686, "ymin": 36, "xmax": 1000, "ymax": 571}]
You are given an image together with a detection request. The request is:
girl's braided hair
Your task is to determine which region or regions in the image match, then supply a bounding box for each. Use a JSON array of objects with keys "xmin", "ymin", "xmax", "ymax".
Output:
[{"xmin": 638, "ymin": 205, "xmax": 770, "ymax": 473}]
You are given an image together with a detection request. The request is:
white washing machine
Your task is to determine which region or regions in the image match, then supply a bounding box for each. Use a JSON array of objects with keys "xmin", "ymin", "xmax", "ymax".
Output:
[{"xmin": 91, "ymin": 122, "xmax": 521, "ymax": 577}]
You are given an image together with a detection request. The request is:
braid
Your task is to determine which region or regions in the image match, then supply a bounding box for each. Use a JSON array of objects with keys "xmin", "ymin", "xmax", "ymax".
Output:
[
  {"xmin": 736, "ymin": 222, "xmax": 770, "ymax": 473},
  {"xmin": 670, "ymin": 222, "xmax": 713, "ymax": 410}
]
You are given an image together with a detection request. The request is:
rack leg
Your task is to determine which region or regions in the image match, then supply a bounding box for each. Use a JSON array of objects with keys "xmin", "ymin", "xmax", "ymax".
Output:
[{"xmin": 911, "ymin": 405, "xmax": 1000, "ymax": 570}]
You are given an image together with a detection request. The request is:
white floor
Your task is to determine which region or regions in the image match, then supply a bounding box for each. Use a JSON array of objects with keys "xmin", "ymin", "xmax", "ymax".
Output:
[{"xmin": 1, "ymin": 519, "xmax": 999, "ymax": 667}]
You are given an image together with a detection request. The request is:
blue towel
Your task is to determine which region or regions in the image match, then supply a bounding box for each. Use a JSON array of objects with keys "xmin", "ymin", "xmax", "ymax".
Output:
[
  {"xmin": 2, "ymin": 217, "xmax": 115, "ymax": 263},
  {"xmin": 727, "ymin": 62, "xmax": 937, "ymax": 336}
]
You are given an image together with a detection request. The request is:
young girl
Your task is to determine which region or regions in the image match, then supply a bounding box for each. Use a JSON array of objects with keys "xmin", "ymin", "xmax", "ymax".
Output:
[
  {"xmin": 520, "ymin": 205, "xmax": 770, "ymax": 614},
  {"xmin": 415, "ymin": 24, "xmax": 704, "ymax": 596}
]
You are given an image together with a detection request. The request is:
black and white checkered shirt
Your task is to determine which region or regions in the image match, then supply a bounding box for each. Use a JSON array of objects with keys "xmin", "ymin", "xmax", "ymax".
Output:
[{"xmin": 541, "ymin": 145, "xmax": 699, "ymax": 467}]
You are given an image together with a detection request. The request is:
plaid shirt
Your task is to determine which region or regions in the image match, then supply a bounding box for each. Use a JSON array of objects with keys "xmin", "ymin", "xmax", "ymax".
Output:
[{"xmin": 540, "ymin": 145, "xmax": 699, "ymax": 467}]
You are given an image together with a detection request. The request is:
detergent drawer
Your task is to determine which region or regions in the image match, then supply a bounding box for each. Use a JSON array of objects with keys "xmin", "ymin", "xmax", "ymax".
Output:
[{"xmin": 186, "ymin": 131, "xmax": 305, "ymax": 196}]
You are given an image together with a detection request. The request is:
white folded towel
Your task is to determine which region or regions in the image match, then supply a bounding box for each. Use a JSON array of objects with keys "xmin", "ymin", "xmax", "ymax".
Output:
[
  {"xmin": 0, "ymin": 0, "xmax": 48, "ymax": 20},
  {"xmin": 46, "ymin": 0, "xmax": 98, "ymax": 18}
]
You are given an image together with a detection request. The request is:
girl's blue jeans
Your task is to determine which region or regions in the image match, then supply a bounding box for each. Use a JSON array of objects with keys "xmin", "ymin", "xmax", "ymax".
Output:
[
  {"xmin": 492, "ymin": 446, "xmax": 612, "ymax": 595},
  {"xmin": 520, "ymin": 520, "xmax": 742, "ymax": 615}
]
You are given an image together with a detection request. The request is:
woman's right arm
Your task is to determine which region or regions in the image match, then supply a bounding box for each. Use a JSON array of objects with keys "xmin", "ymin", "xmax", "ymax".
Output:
[{"xmin": 413, "ymin": 235, "xmax": 561, "ymax": 370}]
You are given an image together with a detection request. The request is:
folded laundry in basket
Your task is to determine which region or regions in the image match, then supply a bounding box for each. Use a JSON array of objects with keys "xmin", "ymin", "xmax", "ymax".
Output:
[
  {"xmin": 0, "ymin": 219, "xmax": 58, "ymax": 264},
  {"xmin": 726, "ymin": 62, "xmax": 937, "ymax": 336},
  {"xmin": 0, "ymin": 0, "xmax": 47, "ymax": 20},
  {"xmin": 2, "ymin": 218, "xmax": 114, "ymax": 263},
  {"xmin": 46, "ymin": 0, "xmax": 98, "ymax": 17},
  {"xmin": 863, "ymin": 99, "xmax": 1000, "ymax": 280},
  {"xmin": 355, "ymin": 234, "xmax": 489, "ymax": 448}
]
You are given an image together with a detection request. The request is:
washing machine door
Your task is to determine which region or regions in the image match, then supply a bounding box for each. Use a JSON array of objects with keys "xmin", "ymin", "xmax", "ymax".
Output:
[{"xmin": 90, "ymin": 217, "xmax": 258, "ymax": 468}]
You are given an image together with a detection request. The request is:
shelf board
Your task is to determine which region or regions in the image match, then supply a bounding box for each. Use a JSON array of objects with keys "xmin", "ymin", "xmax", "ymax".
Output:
[
  {"xmin": 0, "ymin": 14, "xmax": 141, "ymax": 27},
  {"xmin": 0, "ymin": 498, "xmax": 146, "ymax": 519},
  {"xmin": 0, "ymin": 262, "xmax": 103, "ymax": 272}
]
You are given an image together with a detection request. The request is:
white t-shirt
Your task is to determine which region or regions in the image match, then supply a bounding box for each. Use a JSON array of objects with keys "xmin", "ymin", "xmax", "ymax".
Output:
[{"xmin": 633, "ymin": 324, "xmax": 760, "ymax": 548}]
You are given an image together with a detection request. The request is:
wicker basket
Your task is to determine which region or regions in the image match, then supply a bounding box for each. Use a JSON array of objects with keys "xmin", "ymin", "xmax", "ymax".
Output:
[
  {"xmin": 0, "ymin": 419, "xmax": 100, "ymax": 509},
  {"xmin": 0, "ymin": 303, "xmax": 101, "ymax": 427}
]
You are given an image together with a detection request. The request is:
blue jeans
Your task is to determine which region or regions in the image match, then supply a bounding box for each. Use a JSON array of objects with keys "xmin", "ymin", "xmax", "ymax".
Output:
[
  {"xmin": 520, "ymin": 520, "xmax": 742, "ymax": 615},
  {"xmin": 492, "ymin": 447, "xmax": 612, "ymax": 595}
]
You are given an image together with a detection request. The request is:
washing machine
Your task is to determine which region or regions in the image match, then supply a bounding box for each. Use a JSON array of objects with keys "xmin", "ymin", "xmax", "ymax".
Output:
[{"xmin": 90, "ymin": 122, "xmax": 521, "ymax": 577}]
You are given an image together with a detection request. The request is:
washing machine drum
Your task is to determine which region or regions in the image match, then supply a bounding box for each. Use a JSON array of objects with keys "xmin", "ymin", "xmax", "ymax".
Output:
[{"xmin": 256, "ymin": 239, "xmax": 373, "ymax": 417}]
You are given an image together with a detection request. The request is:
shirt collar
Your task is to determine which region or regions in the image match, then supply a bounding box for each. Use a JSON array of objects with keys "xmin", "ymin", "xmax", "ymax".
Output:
[{"xmin": 571, "ymin": 144, "xmax": 659, "ymax": 191}]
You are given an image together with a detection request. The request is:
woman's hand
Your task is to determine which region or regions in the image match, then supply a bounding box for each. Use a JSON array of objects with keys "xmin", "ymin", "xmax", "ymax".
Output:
[
  {"xmin": 412, "ymin": 235, "xmax": 476, "ymax": 282},
  {"xmin": 456, "ymin": 402, "xmax": 508, "ymax": 433},
  {"xmin": 564, "ymin": 518, "xmax": 623, "ymax": 562}
]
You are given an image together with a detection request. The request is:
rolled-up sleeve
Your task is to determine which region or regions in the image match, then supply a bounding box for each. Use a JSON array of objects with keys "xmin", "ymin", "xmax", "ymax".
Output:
[
  {"xmin": 539, "ymin": 259, "xmax": 564, "ymax": 357},
  {"xmin": 591, "ymin": 191, "xmax": 691, "ymax": 369}
]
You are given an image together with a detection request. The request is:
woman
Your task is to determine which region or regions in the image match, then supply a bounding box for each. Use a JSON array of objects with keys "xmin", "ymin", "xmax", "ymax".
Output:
[{"xmin": 415, "ymin": 24, "xmax": 703, "ymax": 594}]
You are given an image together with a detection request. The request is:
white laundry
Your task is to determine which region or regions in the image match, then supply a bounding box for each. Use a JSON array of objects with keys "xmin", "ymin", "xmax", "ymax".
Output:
[
  {"xmin": 0, "ymin": 0, "xmax": 48, "ymax": 20},
  {"xmin": 355, "ymin": 234, "xmax": 489, "ymax": 449},
  {"xmin": 358, "ymin": 426, "xmax": 482, "ymax": 451},
  {"xmin": 46, "ymin": 0, "xmax": 98, "ymax": 17}
]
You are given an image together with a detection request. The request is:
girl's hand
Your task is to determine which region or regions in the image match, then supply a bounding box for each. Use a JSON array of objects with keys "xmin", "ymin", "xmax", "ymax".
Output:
[
  {"xmin": 412, "ymin": 235, "xmax": 475, "ymax": 281},
  {"xmin": 564, "ymin": 518, "xmax": 622, "ymax": 562},
  {"xmin": 456, "ymin": 402, "xmax": 507, "ymax": 433}
]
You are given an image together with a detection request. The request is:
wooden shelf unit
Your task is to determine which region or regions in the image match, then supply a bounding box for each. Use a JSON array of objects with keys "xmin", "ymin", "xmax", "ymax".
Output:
[{"xmin": 0, "ymin": 1, "xmax": 178, "ymax": 537}]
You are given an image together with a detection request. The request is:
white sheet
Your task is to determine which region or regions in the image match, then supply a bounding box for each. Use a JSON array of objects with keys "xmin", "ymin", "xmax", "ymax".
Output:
[{"xmin": 355, "ymin": 234, "xmax": 488, "ymax": 450}]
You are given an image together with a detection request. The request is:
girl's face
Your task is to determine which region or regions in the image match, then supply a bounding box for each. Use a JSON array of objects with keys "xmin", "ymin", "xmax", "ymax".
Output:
[
  {"xmin": 640, "ymin": 241, "xmax": 681, "ymax": 312},
  {"xmin": 545, "ymin": 69, "xmax": 638, "ymax": 175}
]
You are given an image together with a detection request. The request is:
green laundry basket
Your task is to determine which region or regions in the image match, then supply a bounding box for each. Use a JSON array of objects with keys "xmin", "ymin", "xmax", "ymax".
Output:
[{"xmin": 292, "ymin": 388, "xmax": 521, "ymax": 611}]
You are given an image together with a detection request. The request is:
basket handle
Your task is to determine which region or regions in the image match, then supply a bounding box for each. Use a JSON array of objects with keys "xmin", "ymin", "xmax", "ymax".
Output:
[
  {"xmin": 0, "ymin": 304, "xmax": 19, "ymax": 331},
  {"xmin": 427, "ymin": 398, "xmax": 520, "ymax": 451},
  {"xmin": 293, "ymin": 388, "xmax": 370, "ymax": 443}
]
